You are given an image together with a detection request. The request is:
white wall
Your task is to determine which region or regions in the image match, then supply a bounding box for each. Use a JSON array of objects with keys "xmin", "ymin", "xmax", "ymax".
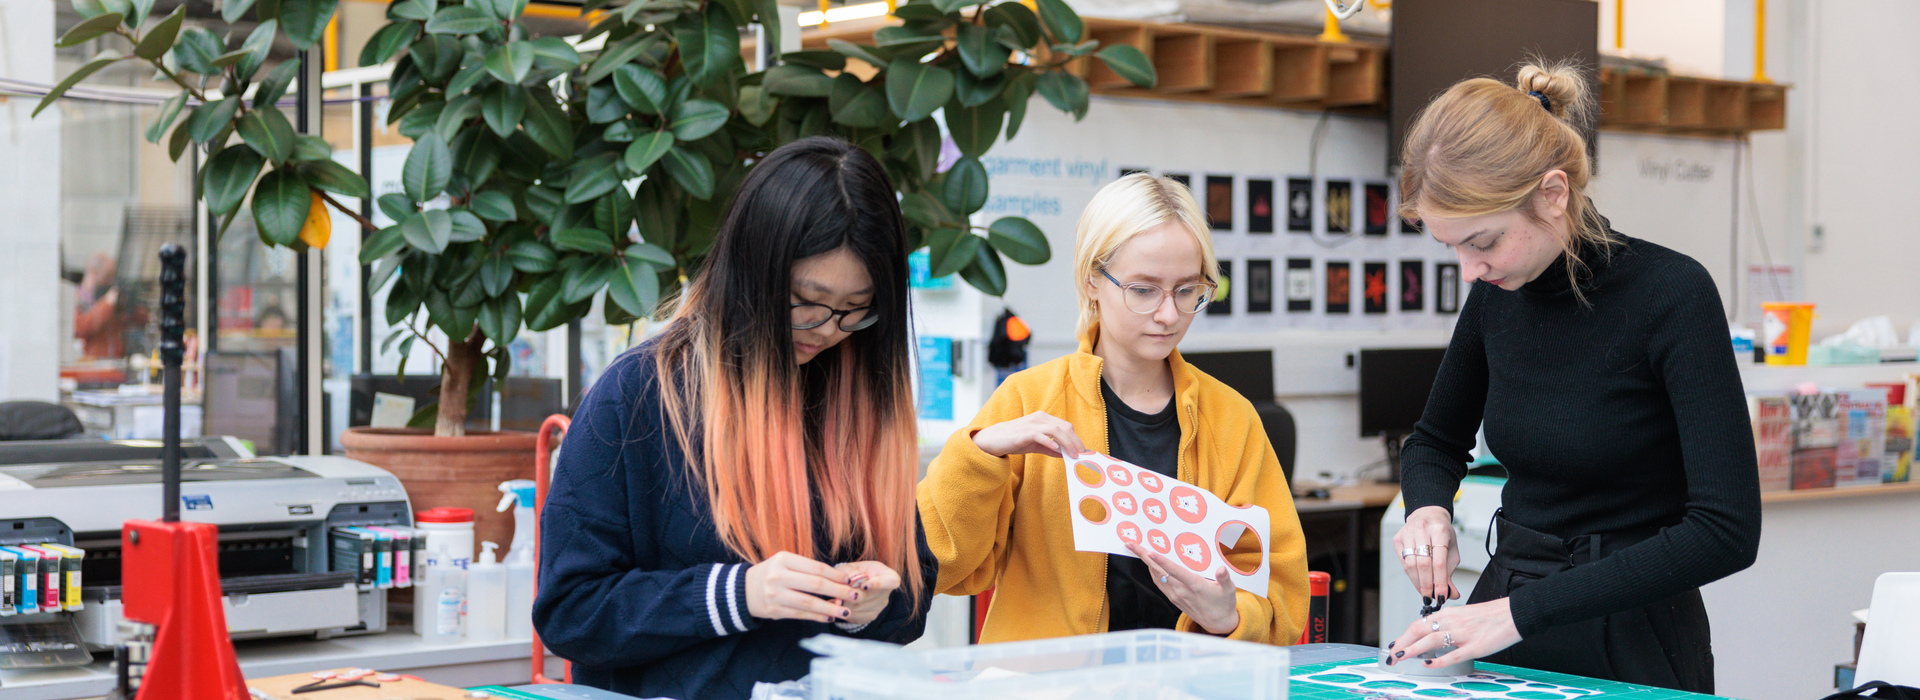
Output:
[{"xmin": 0, "ymin": 0, "xmax": 63, "ymax": 402}]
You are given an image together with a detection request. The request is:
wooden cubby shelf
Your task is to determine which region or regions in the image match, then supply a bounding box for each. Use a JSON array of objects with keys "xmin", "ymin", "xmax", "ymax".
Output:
[{"xmin": 1599, "ymin": 65, "xmax": 1788, "ymax": 136}]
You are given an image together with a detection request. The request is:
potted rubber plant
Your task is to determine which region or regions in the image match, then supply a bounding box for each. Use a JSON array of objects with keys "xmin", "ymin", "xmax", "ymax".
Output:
[{"xmin": 36, "ymin": 0, "xmax": 1156, "ymax": 548}]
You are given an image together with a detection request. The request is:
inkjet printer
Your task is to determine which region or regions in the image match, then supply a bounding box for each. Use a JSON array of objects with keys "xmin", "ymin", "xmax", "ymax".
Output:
[{"xmin": 0, "ymin": 438, "xmax": 413, "ymax": 669}]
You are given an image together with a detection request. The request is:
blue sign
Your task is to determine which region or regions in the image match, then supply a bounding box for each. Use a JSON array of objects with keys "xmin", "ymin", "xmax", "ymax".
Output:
[
  {"xmin": 917, "ymin": 337, "xmax": 954, "ymax": 421},
  {"xmin": 183, "ymin": 495, "xmax": 214, "ymax": 511},
  {"xmin": 909, "ymin": 250, "xmax": 955, "ymax": 290}
]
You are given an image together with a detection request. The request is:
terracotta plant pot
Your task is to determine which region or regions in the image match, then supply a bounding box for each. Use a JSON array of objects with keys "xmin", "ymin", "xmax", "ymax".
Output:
[{"xmin": 341, "ymin": 427, "xmax": 538, "ymax": 561}]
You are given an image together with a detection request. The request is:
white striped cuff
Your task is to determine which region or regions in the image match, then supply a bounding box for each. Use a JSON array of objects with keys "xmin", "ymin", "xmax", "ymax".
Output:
[{"xmin": 705, "ymin": 563, "xmax": 757, "ymax": 636}]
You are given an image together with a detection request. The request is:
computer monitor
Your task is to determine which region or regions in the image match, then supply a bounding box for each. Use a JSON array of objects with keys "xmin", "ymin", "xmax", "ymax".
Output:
[
  {"xmin": 347, "ymin": 376, "xmax": 563, "ymax": 432},
  {"xmin": 201, "ymin": 348, "xmax": 298, "ymax": 456},
  {"xmin": 1356, "ymin": 347, "xmax": 1449, "ymax": 481}
]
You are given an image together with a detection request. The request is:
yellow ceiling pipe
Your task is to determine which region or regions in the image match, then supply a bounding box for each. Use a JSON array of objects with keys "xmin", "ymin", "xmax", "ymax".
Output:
[
  {"xmin": 1614, "ymin": 0, "xmax": 1623, "ymax": 50},
  {"xmin": 324, "ymin": 14, "xmax": 339, "ymax": 71},
  {"xmin": 1753, "ymin": 0, "xmax": 1770, "ymax": 82},
  {"xmin": 1318, "ymin": 6, "xmax": 1350, "ymax": 43}
]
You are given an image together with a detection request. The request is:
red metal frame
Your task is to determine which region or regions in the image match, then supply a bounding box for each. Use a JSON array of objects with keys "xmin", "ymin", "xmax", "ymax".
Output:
[{"xmin": 531, "ymin": 414, "xmax": 573, "ymax": 685}]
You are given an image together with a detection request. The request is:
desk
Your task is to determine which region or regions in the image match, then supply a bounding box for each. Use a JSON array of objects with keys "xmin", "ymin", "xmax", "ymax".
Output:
[
  {"xmin": 1293, "ymin": 481, "xmax": 1400, "ymax": 646},
  {"xmin": 0, "ymin": 630, "xmax": 563, "ymax": 700}
]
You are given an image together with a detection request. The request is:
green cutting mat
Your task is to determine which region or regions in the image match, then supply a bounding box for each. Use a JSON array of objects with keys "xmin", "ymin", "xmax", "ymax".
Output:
[{"xmin": 1290, "ymin": 658, "xmax": 1724, "ymax": 700}]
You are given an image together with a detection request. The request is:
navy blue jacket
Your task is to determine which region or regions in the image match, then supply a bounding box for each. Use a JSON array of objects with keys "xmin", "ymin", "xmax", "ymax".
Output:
[{"xmin": 533, "ymin": 341, "xmax": 935, "ymax": 700}]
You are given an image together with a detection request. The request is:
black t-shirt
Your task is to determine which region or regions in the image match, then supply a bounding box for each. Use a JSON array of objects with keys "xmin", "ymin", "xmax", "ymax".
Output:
[{"xmin": 1100, "ymin": 376, "xmax": 1183, "ymax": 632}]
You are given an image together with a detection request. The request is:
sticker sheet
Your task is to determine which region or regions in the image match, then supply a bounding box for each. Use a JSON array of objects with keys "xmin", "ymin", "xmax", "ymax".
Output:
[
  {"xmin": 1063, "ymin": 452, "xmax": 1270, "ymax": 595},
  {"xmin": 1295, "ymin": 665, "xmax": 1603, "ymax": 699}
]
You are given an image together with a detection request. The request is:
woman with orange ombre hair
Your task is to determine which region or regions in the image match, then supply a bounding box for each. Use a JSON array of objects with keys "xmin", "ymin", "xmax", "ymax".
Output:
[{"xmin": 534, "ymin": 137, "xmax": 933, "ymax": 700}]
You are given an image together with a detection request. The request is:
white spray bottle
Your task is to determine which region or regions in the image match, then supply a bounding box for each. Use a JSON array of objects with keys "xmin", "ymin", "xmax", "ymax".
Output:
[
  {"xmin": 467, "ymin": 542, "xmax": 506, "ymax": 643},
  {"xmin": 498, "ymin": 479, "xmax": 538, "ymax": 639}
]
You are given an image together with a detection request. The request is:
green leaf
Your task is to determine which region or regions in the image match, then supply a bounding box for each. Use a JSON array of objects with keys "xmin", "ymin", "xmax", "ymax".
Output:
[
  {"xmin": 607, "ymin": 254, "xmax": 661, "ymax": 318},
  {"xmin": 171, "ymin": 27, "xmax": 222, "ymax": 75},
  {"xmin": 279, "ymin": 0, "xmax": 340, "ymax": 50},
  {"xmin": 781, "ymin": 50, "xmax": 846, "ymax": 71},
  {"xmin": 360, "ymin": 226, "xmax": 407, "ymax": 264},
  {"xmin": 905, "ymin": 117, "xmax": 941, "ymax": 182},
  {"xmin": 523, "ymin": 91, "xmax": 574, "ymax": 158},
  {"xmin": 828, "ymin": 74, "xmax": 888, "ymax": 129},
  {"xmin": 552, "ymin": 228, "xmax": 616, "ymax": 254},
  {"xmin": 254, "ymin": 59, "xmax": 301, "ymax": 109},
  {"xmin": 889, "ymin": 3, "xmax": 950, "ymax": 25},
  {"xmin": 1033, "ymin": 0, "xmax": 1082, "ymax": 44},
  {"xmin": 33, "ymin": 50, "xmax": 123, "ymax": 118},
  {"xmin": 984, "ymin": 2, "xmax": 1042, "ymax": 48},
  {"xmin": 931, "ymin": 0, "xmax": 974, "ymax": 13},
  {"xmin": 426, "ymin": 5, "xmax": 496, "ymax": 33},
  {"xmin": 899, "ymin": 190, "xmax": 949, "ymax": 229},
  {"xmin": 168, "ymin": 118, "xmax": 193, "ymax": 161},
  {"xmin": 584, "ymin": 82, "xmax": 625, "ymax": 124},
  {"xmin": 930, "ymin": 229, "xmax": 982, "ymax": 278},
  {"xmin": 613, "ymin": 64, "xmax": 669, "ymax": 114},
  {"xmin": 228, "ymin": 21, "xmax": 275, "ymax": 83},
  {"xmin": 135, "ymin": 9, "xmax": 186, "ymax": 60},
  {"xmin": 145, "ymin": 91, "xmax": 189, "ymax": 144},
  {"xmin": 960, "ymin": 242, "xmax": 1008, "ymax": 296},
  {"xmin": 941, "ymin": 156, "xmax": 989, "ymax": 216},
  {"xmin": 186, "ymin": 97, "xmax": 239, "ymax": 144},
  {"xmin": 211, "ymin": 48, "xmax": 251, "ymax": 70},
  {"xmin": 213, "ymin": 0, "xmax": 248, "ymax": 22},
  {"xmin": 582, "ymin": 33, "xmax": 655, "ymax": 85},
  {"xmin": 57, "ymin": 13, "xmax": 124, "ymax": 48},
  {"xmin": 402, "ymin": 131, "xmax": 453, "ymax": 202},
  {"xmin": 956, "ymin": 23, "xmax": 1011, "ymax": 78},
  {"xmin": 562, "ymin": 257, "xmax": 616, "ymax": 303},
  {"xmin": 751, "ymin": 0, "xmax": 780, "ymax": 63},
  {"xmin": 763, "ymin": 64, "xmax": 833, "ymax": 98},
  {"xmin": 469, "ymin": 190, "xmax": 516, "ymax": 221},
  {"xmin": 292, "ymin": 134, "xmax": 331, "ymax": 161},
  {"xmin": 480, "ymin": 82, "xmax": 526, "ymax": 137},
  {"xmin": 437, "ymin": 93, "xmax": 484, "ymax": 141},
  {"xmin": 955, "ymin": 68, "xmax": 1007, "ymax": 108},
  {"xmin": 252, "ymin": 168, "xmax": 312, "ymax": 247},
  {"xmin": 623, "ymin": 130, "xmax": 674, "ymax": 175},
  {"xmin": 389, "ymin": 0, "xmax": 434, "ymax": 21},
  {"xmin": 446, "ymin": 57, "xmax": 489, "ymax": 97},
  {"xmin": 677, "ymin": 2, "xmax": 739, "ymax": 87},
  {"xmin": 603, "ymin": 120, "xmax": 639, "ymax": 142},
  {"xmin": 378, "ymin": 193, "xmax": 415, "ymax": 222},
  {"xmin": 662, "ymin": 146, "xmax": 714, "ymax": 200},
  {"xmin": 203, "ymin": 145, "xmax": 265, "ymax": 216},
  {"xmin": 873, "ymin": 26, "xmax": 945, "ymax": 58},
  {"xmin": 826, "ymin": 39, "xmax": 892, "ymax": 69},
  {"xmin": 887, "ymin": 59, "xmax": 955, "ymax": 124},
  {"xmin": 528, "ymin": 37, "xmax": 580, "ymax": 69},
  {"xmin": 944, "ymin": 98, "xmax": 1004, "ymax": 158},
  {"xmin": 1036, "ymin": 70, "xmax": 1089, "ymax": 120},
  {"xmin": 449, "ymin": 209, "xmax": 487, "ymax": 242},
  {"xmin": 669, "ymin": 98, "xmax": 730, "ymax": 141},
  {"xmin": 1096, "ymin": 44, "xmax": 1155, "ymax": 87},
  {"xmin": 506, "ymin": 240, "xmax": 557, "ymax": 272},
  {"xmin": 563, "ymin": 152, "xmax": 622, "ymax": 204},
  {"xmin": 625, "ymin": 242, "xmax": 674, "ymax": 268},
  {"xmin": 738, "ymin": 85, "xmax": 776, "ymax": 126},
  {"xmin": 484, "ymin": 41, "xmax": 534, "ymax": 83},
  {"xmin": 987, "ymin": 216, "xmax": 1050, "ymax": 264},
  {"xmin": 360, "ymin": 20, "xmax": 419, "ymax": 66},
  {"xmin": 299, "ymin": 158, "xmax": 371, "ymax": 199},
  {"xmin": 1004, "ymin": 71, "xmax": 1033, "ymax": 139},
  {"xmin": 523, "ymin": 275, "xmax": 569, "ymax": 331},
  {"xmin": 403, "ymin": 209, "xmax": 453, "ymax": 253},
  {"xmin": 479, "ymin": 292, "xmax": 523, "ymax": 346},
  {"xmin": 238, "ymin": 107, "xmax": 297, "ymax": 163}
]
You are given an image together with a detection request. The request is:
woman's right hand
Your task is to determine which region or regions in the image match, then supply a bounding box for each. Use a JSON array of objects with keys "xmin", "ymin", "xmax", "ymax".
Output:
[
  {"xmin": 971, "ymin": 411, "xmax": 1088, "ymax": 459},
  {"xmin": 1393, "ymin": 505, "xmax": 1462, "ymax": 602},
  {"xmin": 745, "ymin": 552, "xmax": 862, "ymax": 624}
]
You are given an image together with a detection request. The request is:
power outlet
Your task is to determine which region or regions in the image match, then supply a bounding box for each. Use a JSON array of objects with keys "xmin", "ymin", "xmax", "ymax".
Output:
[{"xmin": 1810, "ymin": 224, "xmax": 1825, "ymax": 252}]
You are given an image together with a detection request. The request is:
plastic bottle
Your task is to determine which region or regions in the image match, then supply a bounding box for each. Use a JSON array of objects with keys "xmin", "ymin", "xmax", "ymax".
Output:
[
  {"xmin": 416, "ymin": 544, "xmax": 467, "ymax": 644},
  {"xmin": 498, "ymin": 479, "xmax": 538, "ymax": 639},
  {"xmin": 415, "ymin": 507, "xmax": 475, "ymax": 570},
  {"xmin": 467, "ymin": 542, "xmax": 506, "ymax": 643}
]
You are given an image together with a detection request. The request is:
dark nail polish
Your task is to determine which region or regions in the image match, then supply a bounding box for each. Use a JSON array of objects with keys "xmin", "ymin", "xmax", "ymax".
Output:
[
  {"xmin": 1424, "ymin": 660, "xmax": 1435, "ymax": 666},
  {"xmin": 851, "ymin": 592, "xmax": 860, "ymax": 601},
  {"xmin": 1395, "ymin": 651, "xmax": 1405, "ymax": 659},
  {"xmin": 1387, "ymin": 641, "xmax": 1395, "ymax": 650},
  {"xmin": 841, "ymin": 609, "xmax": 851, "ymax": 618}
]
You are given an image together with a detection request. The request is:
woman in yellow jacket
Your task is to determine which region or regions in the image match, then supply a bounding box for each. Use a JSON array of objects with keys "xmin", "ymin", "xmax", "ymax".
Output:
[{"xmin": 919, "ymin": 173, "xmax": 1309, "ymax": 645}]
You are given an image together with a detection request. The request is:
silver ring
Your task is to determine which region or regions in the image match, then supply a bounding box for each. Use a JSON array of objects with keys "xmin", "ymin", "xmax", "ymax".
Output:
[
  {"xmin": 1429, "ymin": 619, "xmax": 1442, "ymax": 632},
  {"xmin": 1400, "ymin": 548, "xmax": 1418, "ymax": 558},
  {"xmin": 1417, "ymin": 544, "xmax": 1433, "ymax": 557},
  {"xmin": 1160, "ymin": 575, "xmax": 1169, "ymax": 583},
  {"xmin": 1443, "ymin": 631, "xmax": 1454, "ymax": 645}
]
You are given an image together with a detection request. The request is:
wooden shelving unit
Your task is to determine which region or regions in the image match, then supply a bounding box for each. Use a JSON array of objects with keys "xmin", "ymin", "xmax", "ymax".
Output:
[{"xmin": 1599, "ymin": 65, "xmax": 1788, "ymax": 136}]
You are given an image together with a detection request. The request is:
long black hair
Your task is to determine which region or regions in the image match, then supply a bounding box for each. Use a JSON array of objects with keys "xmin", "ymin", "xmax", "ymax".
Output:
[{"xmin": 652, "ymin": 137, "xmax": 920, "ymax": 592}]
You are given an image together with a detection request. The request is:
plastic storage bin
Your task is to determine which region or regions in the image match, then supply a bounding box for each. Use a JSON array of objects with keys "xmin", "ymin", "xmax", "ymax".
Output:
[{"xmin": 806, "ymin": 629, "xmax": 1288, "ymax": 700}]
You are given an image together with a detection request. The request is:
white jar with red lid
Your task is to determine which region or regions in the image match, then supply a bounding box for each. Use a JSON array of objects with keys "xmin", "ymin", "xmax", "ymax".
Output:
[{"xmin": 415, "ymin": 507, "xmax": 475, "ymax": 569}]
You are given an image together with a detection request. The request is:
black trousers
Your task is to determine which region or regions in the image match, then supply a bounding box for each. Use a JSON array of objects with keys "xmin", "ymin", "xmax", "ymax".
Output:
[{"xmin": 1468, "ymin": 514, "xmax": 1715, "ymax": 693}]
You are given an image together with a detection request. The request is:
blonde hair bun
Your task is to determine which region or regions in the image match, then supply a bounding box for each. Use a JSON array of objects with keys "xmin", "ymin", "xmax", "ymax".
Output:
[{"xmin": 1515, "ymin": 60, "xmax": 1593, "ymax": 129}]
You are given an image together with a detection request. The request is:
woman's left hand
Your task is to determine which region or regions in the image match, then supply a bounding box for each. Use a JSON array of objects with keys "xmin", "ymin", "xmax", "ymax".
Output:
[
  {"xmin": 1125, "ymin": 542, "xmax": 1240, "ymax": 635},
  {"xmin": 1384, "ymin": 598, "xmax": 1522, "ymax": 669},
  {"xmin": 831, "ymin": 561, "xmax": 901, "ymax": 627}
]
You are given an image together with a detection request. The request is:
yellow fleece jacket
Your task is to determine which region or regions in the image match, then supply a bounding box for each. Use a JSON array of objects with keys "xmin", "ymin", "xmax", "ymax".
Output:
[{"xmin": 918, "ymin": 326, "xmax": 1309, "ymax": 645}]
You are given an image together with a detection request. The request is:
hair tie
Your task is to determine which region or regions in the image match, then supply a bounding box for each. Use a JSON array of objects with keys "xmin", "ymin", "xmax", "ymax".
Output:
[{"xmin": 1527, "ymin": 90, "xmax": 1552, "ymax": 113}]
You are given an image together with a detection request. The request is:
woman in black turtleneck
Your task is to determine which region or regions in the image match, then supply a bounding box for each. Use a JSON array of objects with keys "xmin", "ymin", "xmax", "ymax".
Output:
[{"xmin": 1381, "ymin": 63, "xmax": 1761, "ymax": 693}]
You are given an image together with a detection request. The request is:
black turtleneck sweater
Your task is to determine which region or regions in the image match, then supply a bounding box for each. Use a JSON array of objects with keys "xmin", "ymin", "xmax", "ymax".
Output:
[{"xmin": 1400, "ymin": 233, "xmax": 1762, "ymax": 638}]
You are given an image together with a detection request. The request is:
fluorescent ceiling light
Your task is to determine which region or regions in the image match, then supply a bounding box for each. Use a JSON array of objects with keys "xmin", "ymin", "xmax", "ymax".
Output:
[{"xmin": 798, "ymin": 1, "xmax": 890, "ymax": 26}]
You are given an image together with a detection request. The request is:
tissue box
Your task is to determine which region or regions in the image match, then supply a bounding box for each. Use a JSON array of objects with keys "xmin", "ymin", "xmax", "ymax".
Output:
[
  {"xmin": 808, "ymin": 630, "xmax": 1288, "ymax": 700},
  {"xmin": 1808, "ymin": 345, "xmax": 1880, "ymax": 365}
]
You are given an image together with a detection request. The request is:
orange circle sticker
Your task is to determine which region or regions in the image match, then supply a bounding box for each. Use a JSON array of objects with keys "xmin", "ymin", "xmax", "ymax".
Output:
[
  {"xmin": 1077, "ymin": 496, "xmax": 1110, "ymax": 525},
  {"xmin": 1146, "ymin": 529, "xmax": 1172, "ymax": 554},
  {"xmin": 1174, "ymin": 532, "xmax": 1212, "ymax": 572},
  {"xmin": 1216, "ymin": 521, "xmax": 1263, "ymax": 576},
  {"xmin": 1142, "ymin": 498, "xmax": 1168, "ymax": 524},
  {"xmin": 1112, "ymin": 491, "xmax": 1138, "ymax": 516},
  {"xmin": 1116, "ymin": 521, "xmax": 1143, "ymax": 546},
  {"xmin": 1168, "ymin": 485, "xmax": 1208, "ymax": 524},
  {"xmin": 1105, "ymin": 463, "xmax": 1135, "ymax": 487},
  {"xmin": 1137, "ymin": 472, "xmax": 1165, "ymax": 493},
  {"xmin": 1074, "ymin": 461, "xmax": 1105, "ymax": 487}
]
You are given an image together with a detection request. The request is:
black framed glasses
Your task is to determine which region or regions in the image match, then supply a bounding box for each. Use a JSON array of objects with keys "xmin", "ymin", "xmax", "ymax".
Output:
[
  {"xmin": 791, "ymin": 302, "xmax": 880, "ymax": 331},
  {"xmin": 1101, "ymin": 268, "xmax": 1216, "ymax": 314}
]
